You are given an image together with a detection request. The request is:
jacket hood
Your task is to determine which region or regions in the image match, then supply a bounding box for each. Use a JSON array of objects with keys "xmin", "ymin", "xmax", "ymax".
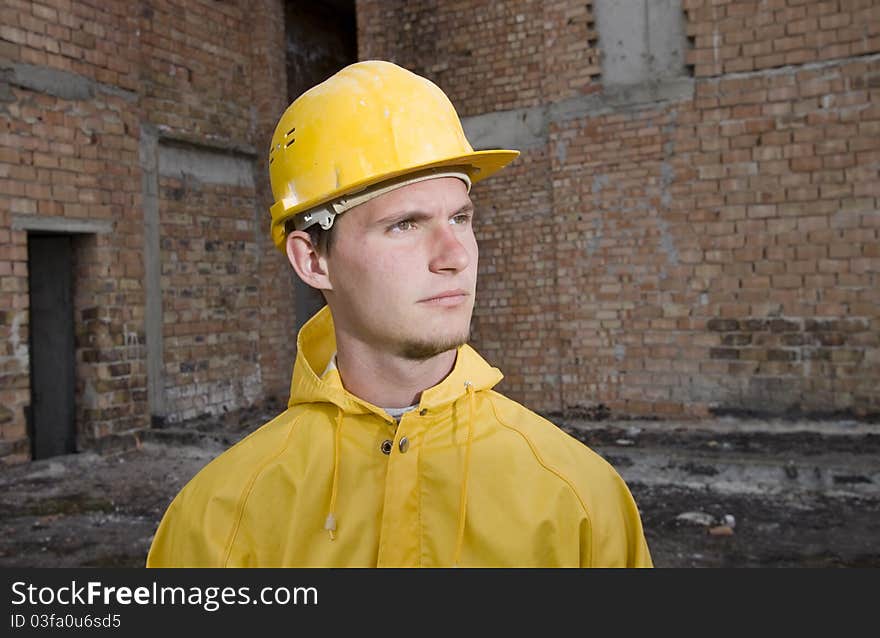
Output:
[{"xmin": 288, "ymin": 305, "xmax": 504, "ymax": 418}]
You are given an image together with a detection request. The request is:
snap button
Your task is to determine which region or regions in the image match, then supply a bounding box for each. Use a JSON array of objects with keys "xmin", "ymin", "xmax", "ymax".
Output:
[
  {"xmin": 380, "ymin": 440, "xmax": 393, "ymax": 455},
  {"xmin": 419, "ymin": 408, "xmax": 428, "ymax": 416},
  {"xmin": 398, "ymin": 436, "xmax": 409, "ymax": 453}
]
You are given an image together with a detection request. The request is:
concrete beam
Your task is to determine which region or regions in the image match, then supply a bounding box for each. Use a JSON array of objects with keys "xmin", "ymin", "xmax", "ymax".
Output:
[
  {"xmin": 549, "ymin": 78, "xmax": 695, "ymax": 121},
  {"xmin": 11, "ymin": 215, "xmax": 113, "ymax": 234},
  {"xmin": 2, "ymin": 62, "xmax": 137, "ymax": 102},
  {"xmin": 462, "ymin": 105, "xmax": 547, "ymax": 151},
  {"xmin": 157, "ymin": 129, "xmax": 257, "ymax": 158},
  {"xmin": 461, "ymin": 77, "xmax": 694, "ymax": 151},
  {"xmin": 158, "ymin": 143, "xmax": 255, "ymax": 188}
]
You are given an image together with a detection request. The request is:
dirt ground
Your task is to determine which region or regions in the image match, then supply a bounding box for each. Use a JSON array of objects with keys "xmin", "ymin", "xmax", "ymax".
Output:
[{"xmin": 1, "ymin": 406, "xmax": 877, "ymax": 568}]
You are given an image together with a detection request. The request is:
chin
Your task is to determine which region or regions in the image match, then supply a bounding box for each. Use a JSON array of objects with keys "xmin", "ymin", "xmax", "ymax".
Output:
[{"xmin": 397, "ymin": 329, "xmax": 470, "ymax": 361}]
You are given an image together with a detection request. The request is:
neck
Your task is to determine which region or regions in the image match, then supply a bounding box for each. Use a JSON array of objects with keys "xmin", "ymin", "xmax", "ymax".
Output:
[{"xmin": 332, "ymin": 331, "xmax": 458, "ymax": 409}]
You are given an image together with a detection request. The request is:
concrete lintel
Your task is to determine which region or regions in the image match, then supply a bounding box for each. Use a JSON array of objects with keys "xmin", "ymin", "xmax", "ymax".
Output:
[
  {"xmin": 462, "ymin": 78, "xmax": 694, "ymax": 152},
  {"xmin": 158, "ymin": 142, "xmax": 255, "ymax": 188},
  {"xmin": 157, "ymin": 129, "xmax": 257, "ymax": 158},
  {"xmin": 3, "ymin": 62, "xmax": 137, "ymax": 102},
  {"xmin": 11, "ymin": 215, "xmax": 113, "ymax": 234},
  {"xmin": 549, "ymin": 77, "xmax": 695, "ymax": 121},
  {"xmin": 462, "ymin": 105, "xmax": 548, "ymax": 151}
]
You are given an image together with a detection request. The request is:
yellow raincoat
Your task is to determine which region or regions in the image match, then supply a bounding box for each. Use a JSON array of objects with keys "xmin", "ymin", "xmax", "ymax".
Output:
[{"xmin": 147, "ymin": 307, "xmax": 652, "ymax": 567}]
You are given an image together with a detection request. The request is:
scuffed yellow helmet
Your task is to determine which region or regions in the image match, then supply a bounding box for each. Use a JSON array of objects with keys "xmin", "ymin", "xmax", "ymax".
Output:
[{"xmin": 267, "ymin": 60, "xmax": 519, "ymax": 251}]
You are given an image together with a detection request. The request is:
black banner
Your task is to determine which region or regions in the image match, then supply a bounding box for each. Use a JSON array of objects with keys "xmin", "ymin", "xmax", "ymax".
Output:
[{"xmin": 1, "ymin": 568, "xmax": 874, "ymax": 632}]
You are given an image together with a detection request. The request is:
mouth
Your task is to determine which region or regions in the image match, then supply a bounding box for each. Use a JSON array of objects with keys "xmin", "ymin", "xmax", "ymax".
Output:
[{"xmin": 418, "ymin": 289, "xmax": 470, "ymax": 307}]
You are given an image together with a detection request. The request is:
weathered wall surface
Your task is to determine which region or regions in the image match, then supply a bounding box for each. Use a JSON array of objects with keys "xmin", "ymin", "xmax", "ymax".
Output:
[
  {"xmin": 0, "ymin": 0, "xmax": 292, "ymax": 462},
  {"xmin": 2, "ymin": 0, "xmax": 878, "ymax": 462},
  {"xmin": 2, "ymin": 2, "xmax": 145, "ymax": 460},
  {"xmin": 358, "ymin": 0, "xmax": 880, "ymax": 419}
]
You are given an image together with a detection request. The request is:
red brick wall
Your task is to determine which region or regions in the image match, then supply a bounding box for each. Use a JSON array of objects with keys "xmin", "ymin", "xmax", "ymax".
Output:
[
  {"xmin": 0, "ymin": 0, "xmax": 139, "ymax": 88},
  {"xmin": 357, "ymin": 0, "xmax": 880, "ymax": 419},
  {"xmin": 158, "ymin": 175, "xmax": 261, "ymax": 422},
  {"xmin": 1, "ymin": 1, "xmax": 145, "ymax": 461},
  {"xmin": 139, "ymin": 1, "xmax": 255, "ymax": 140},
  {"xmin": 541, "ymin": 0, "xmax": 600, "ymax": 102},
  {"xmin": 74, "ymin": 230, "xmax": 148, "ymax": 442},
  {"xmin": 0, "ymin": 0, "xmax": 291, "ymax": 463},
  {"xmin": 673, "ymin": 58, "xmax": 880, "ymax": 417},
  {"xmin": 145, "ymin": 0, "xmax": 294, "ymax": 417},
  {"xmin": 359, "ymin": 0, "xmax": 547, "ymax": 116},
  {"xmin": 471, "ymin": 147, "xmax": 560, "ymax": 407},
  {"xmin": 684, "ymin": 0, "xmax": 880, "ymax": 76},
  {"xmin": 253, "ymin": 0, "xmax": 297, "ymax": 407},
  {"xmin": 358, "ymin": 0, "xmax": 605, "ymax": 412}
]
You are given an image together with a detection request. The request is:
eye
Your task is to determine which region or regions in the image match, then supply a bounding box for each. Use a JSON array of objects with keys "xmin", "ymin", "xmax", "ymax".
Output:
[
  {"xmin": 389, "ymin": 219, "xmax": 417, "ymax": 232},
  {"xmin": 450, "ymin": 212, "xmax": 472, "ymax": 226}
]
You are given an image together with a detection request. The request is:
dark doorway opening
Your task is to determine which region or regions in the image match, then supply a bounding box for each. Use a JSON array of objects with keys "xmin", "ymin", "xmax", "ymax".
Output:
[
  {"xmin": 27, "ymin": 234, "xmax": 76, "ymax": 459},
  {"xmin": 285, "ymin": 0, "xmax": 357, "ymax": 332},
  {"xmin": 285, "ymin": 0, "xmax": 357, "ymax": 105}
]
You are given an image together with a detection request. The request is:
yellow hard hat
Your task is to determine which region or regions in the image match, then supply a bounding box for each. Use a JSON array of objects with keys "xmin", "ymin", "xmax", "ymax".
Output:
[{"xmin": 267, "ymin": 60, "xmax": 519, "ymax": 251}]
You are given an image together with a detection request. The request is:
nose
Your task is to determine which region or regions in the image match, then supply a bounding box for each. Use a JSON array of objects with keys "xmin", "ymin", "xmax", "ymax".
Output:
[{"xmin": 428, "ymin": 223, "xmax": 471, "ymax": 274}]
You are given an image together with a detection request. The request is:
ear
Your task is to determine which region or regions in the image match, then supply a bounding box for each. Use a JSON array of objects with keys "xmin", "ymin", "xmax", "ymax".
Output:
[{"xmin": 286, "ymin": 231, "xmax": 332, "ymax": 292}]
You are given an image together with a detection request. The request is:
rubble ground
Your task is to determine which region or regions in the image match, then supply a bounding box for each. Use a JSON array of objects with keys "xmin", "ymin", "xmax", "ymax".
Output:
[{"xmin": 1, "ymin": 408, "xmax": 877, "ymax": 568}]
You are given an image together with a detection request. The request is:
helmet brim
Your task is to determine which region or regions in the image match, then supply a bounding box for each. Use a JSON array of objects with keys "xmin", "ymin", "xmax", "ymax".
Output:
[{"xmin": 270, "ymin": 148, "xmax": 519, "ymax": 251}]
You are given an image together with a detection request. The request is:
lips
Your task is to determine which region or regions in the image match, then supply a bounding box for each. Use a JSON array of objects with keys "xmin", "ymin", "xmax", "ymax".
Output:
[{"xmin": 418, "ymin": 289, "xmax": 470, "ymax": 305}]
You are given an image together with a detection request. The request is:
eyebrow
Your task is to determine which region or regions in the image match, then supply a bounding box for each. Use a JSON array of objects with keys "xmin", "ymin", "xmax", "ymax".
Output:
[{"xmin": 374, "ymin": 202, "xmax": 474, "ymax": 226}]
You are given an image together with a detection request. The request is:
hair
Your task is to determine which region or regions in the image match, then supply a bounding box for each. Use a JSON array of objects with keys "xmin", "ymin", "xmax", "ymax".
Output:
[{"xmin": 285, "ymin": 218, "xmax": 335, "ymax": 255}]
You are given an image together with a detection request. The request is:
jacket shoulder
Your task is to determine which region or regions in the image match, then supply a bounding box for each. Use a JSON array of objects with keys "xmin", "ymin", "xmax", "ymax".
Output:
[
  {"xmin": 485, "ymin": 390, "xmax": 616, "ymax": 486},
  {"xmin": 181, "ymin": 407, "xmax": 302, "ymax": 498},
  {"xmin": 485, "ymin": 391, "xmax": 652, "ymax": 567},
  {"xmin": 146, "ymin": 408, "xmax": 303, "ymax": 567}
]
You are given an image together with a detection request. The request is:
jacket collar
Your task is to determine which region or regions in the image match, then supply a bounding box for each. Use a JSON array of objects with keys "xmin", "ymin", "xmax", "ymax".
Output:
[{"xmin": 288, "ymin": 306, "xmax": 503, "ymax": 419}]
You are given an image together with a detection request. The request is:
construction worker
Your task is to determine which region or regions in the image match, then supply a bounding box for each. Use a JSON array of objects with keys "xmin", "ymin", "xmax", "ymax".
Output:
[{"xmin": 146, "ymin": 60, "xmax": 652, "ymax": 567}]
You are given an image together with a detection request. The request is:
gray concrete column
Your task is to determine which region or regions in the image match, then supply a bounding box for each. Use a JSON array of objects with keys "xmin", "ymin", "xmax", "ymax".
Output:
[{"xmin": 139, "ymin": 124, "xmax": 165, "ymax": 424}]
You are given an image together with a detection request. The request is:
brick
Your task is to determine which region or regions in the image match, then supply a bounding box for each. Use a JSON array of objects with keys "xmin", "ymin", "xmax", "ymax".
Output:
[
  {"xmin": 771, "ymin": 274, "xmax": 803, "ymax": 289},
  {"xmin": 707, "ymin": 319, "xmax": 740, "ymax": 332},
  {"xmin": 767, "ymin": 349, "xmax": 797, "ymax": 361},
  {"xmin": 790, "ymin": 156, "xmax": 822, "ymax": 172},
  {"xmin": 722, "ymin": 333, "xmax": 752, "ymax": 346},
  {"xmin": 710, "ymin": 348, "xmax": 740, "ymax": 360}
]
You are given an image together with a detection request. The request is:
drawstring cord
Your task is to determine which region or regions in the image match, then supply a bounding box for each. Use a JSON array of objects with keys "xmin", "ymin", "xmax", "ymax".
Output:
[
  {"xmin": 452, "ymin": 381, "xmax": 475, "ymax": 567},
  {"xmin": 325, "ymin": 408, "xmax": 344, "ymax": 540}
]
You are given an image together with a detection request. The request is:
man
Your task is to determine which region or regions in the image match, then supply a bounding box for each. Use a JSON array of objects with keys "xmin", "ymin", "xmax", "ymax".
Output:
[{"xmin": 147, "ymin": 60, "xmax": 652, "ymax": 567}]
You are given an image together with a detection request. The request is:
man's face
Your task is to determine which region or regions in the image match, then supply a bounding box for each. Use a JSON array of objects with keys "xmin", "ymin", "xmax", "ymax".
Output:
[{"xmin": 324, "ymin": 176, "xmax": 477, "ymax": 360}]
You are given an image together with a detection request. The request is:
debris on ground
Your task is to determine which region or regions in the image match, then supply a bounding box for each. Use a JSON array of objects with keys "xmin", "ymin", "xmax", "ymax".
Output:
[
  {"xmin": 1, "ymin": 411, "xmax": 878, "ymax": 567},
  {"xmin": 675, "ymin": 512, "xmax": 715, "ymax": 527}
]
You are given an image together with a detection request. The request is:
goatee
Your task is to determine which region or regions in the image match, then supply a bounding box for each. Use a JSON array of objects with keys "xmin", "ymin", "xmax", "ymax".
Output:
[{"xmin": 398, "ymin": 330, "xmax": 470, "ymax": 361}]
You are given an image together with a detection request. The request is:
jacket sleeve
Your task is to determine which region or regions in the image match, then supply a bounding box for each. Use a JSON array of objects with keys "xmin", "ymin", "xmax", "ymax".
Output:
[
  {"xmin": 145, "ymin": 488, "xmax": 231, "ymax": 568},
  {"xmin": 145, "ymin": 496, "xmax": 182, "ymax": 567},
  {"xmin": 579, "ymin": 467, "xmax": 653, "ymax": 568}
]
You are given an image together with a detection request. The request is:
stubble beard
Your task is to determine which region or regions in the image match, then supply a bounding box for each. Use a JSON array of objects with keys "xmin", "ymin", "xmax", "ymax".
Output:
[{"xmin": 397, "ymin": 328, "xmax": 471, "ymax": 361}]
